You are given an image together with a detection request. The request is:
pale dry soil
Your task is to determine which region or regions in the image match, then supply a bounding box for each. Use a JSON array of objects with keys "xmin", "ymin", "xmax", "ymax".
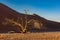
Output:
[{"xmin": 0, "ymin": 32, "xmax": 60, "ymax": 40}]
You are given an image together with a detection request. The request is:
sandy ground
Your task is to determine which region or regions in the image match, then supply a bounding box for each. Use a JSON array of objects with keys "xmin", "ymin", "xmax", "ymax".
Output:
[{"xmin": 0, "ymin": 32, "xmax": 60, "ymax": 40}]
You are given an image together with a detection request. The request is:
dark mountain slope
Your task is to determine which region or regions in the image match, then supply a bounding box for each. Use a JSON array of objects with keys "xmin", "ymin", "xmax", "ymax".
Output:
[{"xmin": 0, "ymin": 3, "xmax": 60, "ymax": 33}]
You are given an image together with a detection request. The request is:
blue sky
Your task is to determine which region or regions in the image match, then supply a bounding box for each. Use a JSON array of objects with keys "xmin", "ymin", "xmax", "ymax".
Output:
[{"xmin": 0, "ymin": 0, "xmax": 60, "ymax": 22}]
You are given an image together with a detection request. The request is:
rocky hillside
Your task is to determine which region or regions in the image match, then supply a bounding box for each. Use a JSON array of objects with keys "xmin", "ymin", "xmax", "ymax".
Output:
[{"xmin": 0, "ymin": 3, "xmax": 60, "ymax": 33}]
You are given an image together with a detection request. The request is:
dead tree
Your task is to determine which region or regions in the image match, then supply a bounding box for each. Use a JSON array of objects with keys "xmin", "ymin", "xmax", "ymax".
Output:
[{"xmin": 2, "ymin": 10, "xmax": 42, "ymax": 33}]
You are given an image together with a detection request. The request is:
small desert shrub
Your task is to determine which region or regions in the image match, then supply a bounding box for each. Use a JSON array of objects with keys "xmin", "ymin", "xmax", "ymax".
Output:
[{"xmin": 8, "ymin": 31, "xmax": 15, "ymax": 33}]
